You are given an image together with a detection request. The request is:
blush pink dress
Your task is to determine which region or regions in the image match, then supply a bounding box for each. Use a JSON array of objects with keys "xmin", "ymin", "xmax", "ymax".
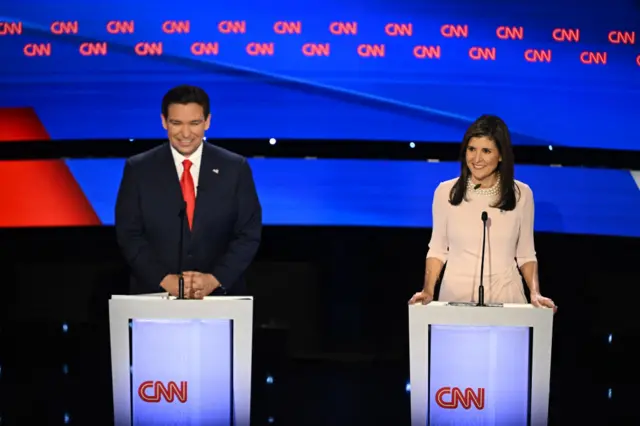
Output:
[{"xmin": 426, "ymin": 178, "xmax": 536, "ymax": 304}]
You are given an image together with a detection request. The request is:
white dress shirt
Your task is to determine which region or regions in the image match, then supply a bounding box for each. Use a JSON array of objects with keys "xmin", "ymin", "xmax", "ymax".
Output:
[{"xmin": 170, "ymin": 141, "xmax": 203, "ymax": 196}]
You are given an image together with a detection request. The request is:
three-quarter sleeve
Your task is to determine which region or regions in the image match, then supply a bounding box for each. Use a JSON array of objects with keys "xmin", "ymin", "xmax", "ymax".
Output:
[
  {"xmin": 516, "ymin": 183, "xmax": 537, "ymax": 267},
  {"xmin": 426, "ymin": 182, "xmax": 449, "ymax": 263}
]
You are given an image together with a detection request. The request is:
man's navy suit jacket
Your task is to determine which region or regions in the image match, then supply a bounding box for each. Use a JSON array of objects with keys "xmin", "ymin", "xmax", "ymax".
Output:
[{"xmin": 114, "ymin": 142, "xmax": 262, "ymax": 295}]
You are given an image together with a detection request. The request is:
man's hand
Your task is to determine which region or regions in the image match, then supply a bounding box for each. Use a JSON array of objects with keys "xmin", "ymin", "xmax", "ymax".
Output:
[
  {"xmin": 184, "ymin": 271, "xmax": 220, "ymax": 299},
  {"xmin": 160, "ymin": 274, "xmax": 182, "ymax": 297}
]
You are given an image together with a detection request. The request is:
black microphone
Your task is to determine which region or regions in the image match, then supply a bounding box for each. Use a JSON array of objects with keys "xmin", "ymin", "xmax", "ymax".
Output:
[
  {"xmin": 177, "ymin": 200, "xmax": 187, "ymax": 300},
  {"xmin": 478, "ymin": 211, "xmax": 488, "ymax": 307},
  {"xmin": 474, "ymin": 183, "xmax": 481, "ymax": 190}
]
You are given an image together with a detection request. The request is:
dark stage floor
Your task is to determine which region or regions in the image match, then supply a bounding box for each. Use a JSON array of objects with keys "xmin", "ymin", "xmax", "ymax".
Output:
[{"xmin": 0, "ymin": 321, "xmax": 636, "ymax": 426}]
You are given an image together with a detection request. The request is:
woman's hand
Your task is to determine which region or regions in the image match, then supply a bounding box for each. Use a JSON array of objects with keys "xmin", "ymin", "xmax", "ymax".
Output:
[
  {"xmin": 531, "ymin": 293, "xmax": 557, "ymax": 313},
  {"xmin": 408, "ymin": 291, "xmax": 434, "ymax": 305}
]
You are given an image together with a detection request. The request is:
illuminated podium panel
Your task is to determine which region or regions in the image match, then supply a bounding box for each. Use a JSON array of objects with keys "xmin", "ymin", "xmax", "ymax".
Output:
[
  {"xmin": 409, "ymin": 302, "xmax": 553, "ymax": 426},
  {"xmin": 109, "ymin": 294, "xmax": 253, "ymax": 426}
]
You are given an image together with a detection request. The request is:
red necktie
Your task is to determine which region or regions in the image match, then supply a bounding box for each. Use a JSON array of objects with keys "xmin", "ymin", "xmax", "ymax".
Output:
[{"xmin": 180, "ymin": 159, "xmax": 195, "ymax": 230}]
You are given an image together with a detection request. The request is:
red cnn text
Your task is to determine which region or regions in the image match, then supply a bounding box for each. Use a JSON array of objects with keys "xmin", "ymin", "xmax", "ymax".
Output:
[
  {"xmin": 435, "ymin": 387, "xmax": 485, "ymax": 410},
  {"xmin": 138, "ymin": 381, "xmax": 188, "ymax": 403}
]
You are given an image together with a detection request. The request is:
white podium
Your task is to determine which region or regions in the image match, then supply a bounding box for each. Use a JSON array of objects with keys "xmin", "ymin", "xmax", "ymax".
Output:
[
  {"xmin": 109, "ymin": 294, "xmax": 253, "ymax": 426},
  {"xmin": 409, "ymin": 302, "xmax": 553, "ymax": 426}
]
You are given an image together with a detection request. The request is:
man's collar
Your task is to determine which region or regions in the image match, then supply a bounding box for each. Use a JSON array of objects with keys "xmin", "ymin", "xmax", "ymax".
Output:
[{"xmin": 170, "ymin": 140, "xmax": 204, "ymax": 164}]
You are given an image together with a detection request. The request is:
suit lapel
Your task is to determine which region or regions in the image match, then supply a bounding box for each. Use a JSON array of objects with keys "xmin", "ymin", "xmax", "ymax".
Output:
[{"xmin": 192, "ymin": 142, "xmax": 216, "ymax": 236}]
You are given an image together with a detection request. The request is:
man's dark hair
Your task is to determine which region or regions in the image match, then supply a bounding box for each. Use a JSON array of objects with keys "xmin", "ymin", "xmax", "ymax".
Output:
[
  {"xmin": 449, "ymin": 114, "xmax": 519, "ymax": 211},
  {"xmin": 161, "ymin": 85, "xmax": 210, "ymax": 118}
]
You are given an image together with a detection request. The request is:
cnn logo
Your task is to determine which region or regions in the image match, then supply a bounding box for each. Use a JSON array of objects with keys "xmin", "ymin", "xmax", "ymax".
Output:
[
  {"xmin": 138, "ymin": 380, "xmax": 188, "ymax": 403},
  {"xmin": 435, "ymin": 386, "xmax": 485, "ymax": 410}
]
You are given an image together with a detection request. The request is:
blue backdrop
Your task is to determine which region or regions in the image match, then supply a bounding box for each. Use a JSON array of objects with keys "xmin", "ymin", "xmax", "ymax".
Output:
[
  {"xmin": 1, "ymin": 0, "xmax": 639, "ymax": 149},
  {"xmin": 65, "ymin": 158, "xmax": 640, "ymax": 237}
]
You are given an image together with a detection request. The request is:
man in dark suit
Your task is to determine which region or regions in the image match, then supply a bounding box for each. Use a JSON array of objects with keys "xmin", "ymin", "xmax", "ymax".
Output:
[{"xmin": 115, "ymin": 85, "xmax": 262, "ymax": 298}]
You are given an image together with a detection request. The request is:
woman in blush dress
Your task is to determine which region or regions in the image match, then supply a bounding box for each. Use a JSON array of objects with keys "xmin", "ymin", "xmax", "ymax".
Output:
[{"xmin": 409, "ymin": 115, "xmax": 555, "ymax": 309}]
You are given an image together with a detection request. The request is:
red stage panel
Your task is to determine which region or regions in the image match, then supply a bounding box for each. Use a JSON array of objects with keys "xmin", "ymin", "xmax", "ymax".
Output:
[
  {"xmin": 0, "ymin": 107, "xmax": 101, "ymax": 227},
  {"xmin": 0, "ymin": 107, "xmax": 50, "ymax": 142}
]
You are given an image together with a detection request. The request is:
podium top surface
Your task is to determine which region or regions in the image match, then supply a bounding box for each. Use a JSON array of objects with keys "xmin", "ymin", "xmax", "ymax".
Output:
[
  {"xmin": 109, "ymin": 293, "xmax": 254, "ymax": 320},
  {"xmin": 425, "ymin": 301, "xmax": 535, "ymax": 309},
  {"xmin": 409, "ymin": 301, "xmax": 554, "ymax": 327},
  {"xmin": 111, "ymin": 293, "xmax": 253, "ymax": 301}
]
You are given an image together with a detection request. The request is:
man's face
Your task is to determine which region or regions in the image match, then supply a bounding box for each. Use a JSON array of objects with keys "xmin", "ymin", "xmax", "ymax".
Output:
[{"xmin": 161, "ymin": 103, "xmax": 211, "ymax": 156}]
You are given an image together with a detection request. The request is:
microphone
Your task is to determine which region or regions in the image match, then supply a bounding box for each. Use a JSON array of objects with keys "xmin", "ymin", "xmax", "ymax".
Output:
[
  {"xmin": 474, "ymin": 183, "xmax": 481, "ymax": 190},
  {"xmin": 478, "ymin": 211, "xmax": 488, "ymax": 307},
  {"xmin": 177, "ymin": 200, "xmax": 187, "ymax": 300}
]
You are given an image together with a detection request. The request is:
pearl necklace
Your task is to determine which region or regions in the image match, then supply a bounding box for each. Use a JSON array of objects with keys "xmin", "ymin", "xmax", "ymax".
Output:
[{"xmin": 467, "ymin": 175, "xmax": 501, "ymax": 197}]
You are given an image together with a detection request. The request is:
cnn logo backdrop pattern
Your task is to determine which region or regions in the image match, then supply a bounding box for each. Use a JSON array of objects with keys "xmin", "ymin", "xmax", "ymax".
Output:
[{"xmin": 0, "ymin": 0, "xmax": 638, "ymax": 149}]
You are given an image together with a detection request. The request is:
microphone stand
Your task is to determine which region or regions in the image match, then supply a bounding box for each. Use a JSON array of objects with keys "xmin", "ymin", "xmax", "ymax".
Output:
[
  {"xmin": 177, "ymin": 201, "xmax": 186, "ymax": 299},
  {"xmin": 477, "ymin": 211, "xmax": 488, "ymax": 307},
  {"xmin": 449, "ymin": 211, "xmax": 502, "ymax": 308}
]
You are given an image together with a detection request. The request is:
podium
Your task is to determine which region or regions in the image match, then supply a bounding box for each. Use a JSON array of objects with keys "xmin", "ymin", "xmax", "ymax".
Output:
[
  {"xmin": 409, "ymin": 302, "xmax": 553, "ymax": 426},
  {"xmin": 109, "ymin": 294, "xmax": 253, "ymax": 426}
]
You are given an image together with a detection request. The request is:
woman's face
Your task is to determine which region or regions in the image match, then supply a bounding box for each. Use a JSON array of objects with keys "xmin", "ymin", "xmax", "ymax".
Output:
[{"xmin": 465, "ymin": 136, "xmax": 502, "ymax": 184}]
